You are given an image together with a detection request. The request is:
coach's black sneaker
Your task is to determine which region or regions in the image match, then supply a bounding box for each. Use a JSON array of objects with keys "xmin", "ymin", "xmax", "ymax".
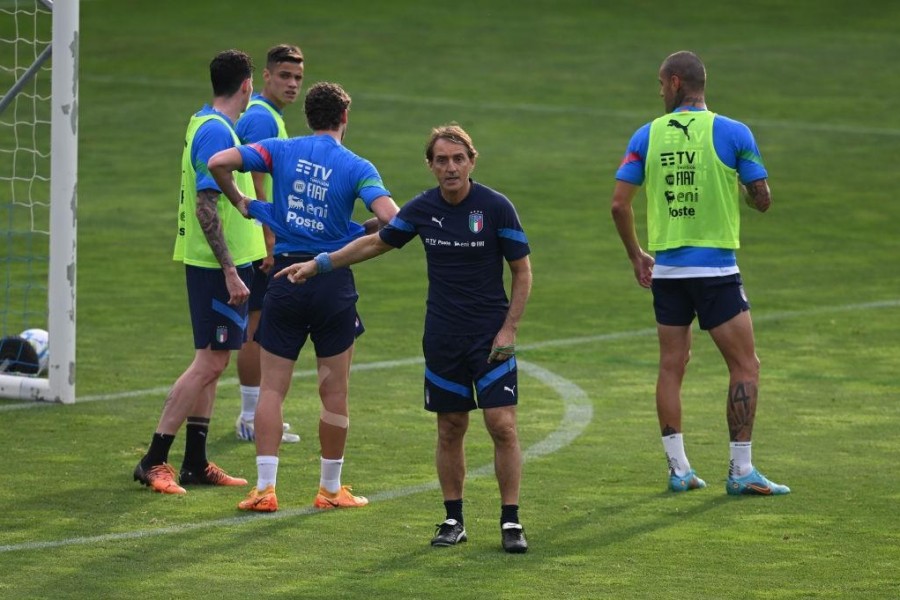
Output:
[
  {"xmin": 431, "ymin": 519, "xmax": 467, "ymax": 547},
  {"xmin": 501, "ymin": 522, "xmax": 528, "ymax": 554}
]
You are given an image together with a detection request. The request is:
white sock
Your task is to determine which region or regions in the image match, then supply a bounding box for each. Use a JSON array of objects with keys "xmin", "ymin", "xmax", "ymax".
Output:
[
  {"xmin": 320, "ymin": 457, "xmax": 344, "ymax": 494},
  {"xmin": 661, "ymin": 433, "xmax": 691, "ymax": 477},
  {"xmin": 729, "ymin": 442, "xmax": 753, "ymax": 478},
  {"xmin": 256, "ymin": 455, "xmax": 279, "ymax": 490},
  {"xmin": 240, "ymin": 385, "xmax": 259, "ymax": 422}
]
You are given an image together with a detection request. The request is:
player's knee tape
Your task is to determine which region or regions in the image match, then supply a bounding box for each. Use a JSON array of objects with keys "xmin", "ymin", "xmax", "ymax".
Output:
[{"xmin": 320, "ymin": 407, "xmax": 349, "ymax": 429}]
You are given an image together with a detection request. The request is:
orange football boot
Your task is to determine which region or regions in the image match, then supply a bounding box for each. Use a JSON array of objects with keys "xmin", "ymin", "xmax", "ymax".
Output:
[{"xmin": 313, "ymin": 485, "xmax": 369, "ymax": 509}]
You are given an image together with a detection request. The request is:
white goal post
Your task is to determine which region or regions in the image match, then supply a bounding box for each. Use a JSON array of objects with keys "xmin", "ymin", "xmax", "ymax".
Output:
[{"xmin": 0, "ymin": 0, "xmax": 77, "ymax": 403}]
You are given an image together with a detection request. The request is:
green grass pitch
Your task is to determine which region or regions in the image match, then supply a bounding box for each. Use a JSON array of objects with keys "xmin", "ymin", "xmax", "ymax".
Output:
[{"xmin": 0, "ymin": 0, "xmax": 898, "ymax": 598}]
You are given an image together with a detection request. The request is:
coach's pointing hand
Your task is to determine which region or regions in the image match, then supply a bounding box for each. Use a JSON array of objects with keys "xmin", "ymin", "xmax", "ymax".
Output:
[{"xmin": 275, "ymin": 260, "xmax": 317, "ymax": 284}]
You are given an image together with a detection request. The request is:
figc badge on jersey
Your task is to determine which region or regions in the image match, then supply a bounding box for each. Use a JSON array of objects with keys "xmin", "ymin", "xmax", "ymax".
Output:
[{"xmin": 468, "ymin": 211, "xmax": 484, "ymax": 233}]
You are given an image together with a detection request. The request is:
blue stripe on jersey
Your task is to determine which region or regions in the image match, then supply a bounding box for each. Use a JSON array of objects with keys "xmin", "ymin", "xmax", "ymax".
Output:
[
  {"xmin": 425, "ymin": 367, "xmax": 473, "ymax": 398},
  {"xmin": 654, "ymin": 247, "xmax": 737, "ymax": 267},
  {"xmin": 498, "ymin": 228, "xmax": 528, "ymax": 244},
  {"xmin": 212, "ymin": 298, "xmax": 248, "ymax": 329},
  {"xmin": 388, "ymin": 215, "xmax": 415, "ymax": 232},
  {"xmin": 475, "ymin": 356, "xmax": 517, "ymax": 395}
]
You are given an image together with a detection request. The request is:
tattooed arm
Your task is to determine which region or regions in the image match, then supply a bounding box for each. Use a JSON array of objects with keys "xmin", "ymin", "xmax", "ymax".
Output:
[
  {"xmin": 741, "ymin": 179, "xmax": 771, "ymax": 213},
  {"xmin": 196, "ymin": 189, "xmax": 249, "ymax": 306}
]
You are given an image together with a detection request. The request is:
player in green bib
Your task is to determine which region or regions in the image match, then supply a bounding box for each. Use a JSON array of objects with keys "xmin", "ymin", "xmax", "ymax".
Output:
[
  {"xmin": 644, "ymin": 109, "xmax": 741, "ymax": 252},
  {"xmin": 233, "ymin": 44, "xmax": 305, "ymax": 445},
  {"xmin": 611, "ymin": 51, "xmax": 789, "ymax": 497},
  {"xmin": 134, "ymin": 49, "xmax": 264, "ymax": 496}
]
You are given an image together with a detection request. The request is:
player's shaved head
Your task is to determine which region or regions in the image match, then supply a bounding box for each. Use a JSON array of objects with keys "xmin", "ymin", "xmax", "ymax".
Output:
[{"xmin": 661, "ymin": 51, "xmax": 706, "ymax": 92}]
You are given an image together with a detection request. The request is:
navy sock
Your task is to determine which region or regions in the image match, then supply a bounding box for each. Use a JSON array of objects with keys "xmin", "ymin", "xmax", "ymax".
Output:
[
  {"xmin": 501, "ymin": 504, "xmax": 520, "ymax": 525},
  {"xmin": 182, "ymin": 417, "xmax": 210, "ymax": 469},
  {"xmin": 143, "ymin": 432, "xmax": 175, "ymax": 468},
  {"xmin": 444, "ymin": 499, "xmax": 464, "ymax": 525}
]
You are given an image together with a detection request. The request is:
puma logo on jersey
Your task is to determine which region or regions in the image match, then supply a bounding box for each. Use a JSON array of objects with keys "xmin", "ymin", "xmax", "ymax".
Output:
[
  {"xmin": 504, "ymin": 385, "xmax": 516, "ymax": 396},
  {"xmin": 667, "ymin": 118, "xmax": 695, "ymax": 139},
  {"xmin": 431, "ymin": 216, "xmax": 445, "ymax": 228}
]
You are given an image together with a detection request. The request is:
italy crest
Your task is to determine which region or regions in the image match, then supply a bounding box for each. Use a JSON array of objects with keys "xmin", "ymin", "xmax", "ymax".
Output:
[{"xmin": 468, "ymin": 211, "xmax": 484, "ymax": 233}]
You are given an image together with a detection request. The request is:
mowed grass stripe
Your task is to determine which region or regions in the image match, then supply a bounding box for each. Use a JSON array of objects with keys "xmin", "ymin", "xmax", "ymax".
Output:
[{"xmin": 80, "ymin": 75, "xmax": 900, "ymax": 138}]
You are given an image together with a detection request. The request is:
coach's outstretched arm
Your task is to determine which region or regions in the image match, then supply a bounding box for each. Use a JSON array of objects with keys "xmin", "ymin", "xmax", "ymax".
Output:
[
  {"xmin": 275, "ymin": 233, "xmax": 395, "ymax": 284},
  {"xmin": 208, "ymin": 147, "xmax": 253, "ymax": 217}
]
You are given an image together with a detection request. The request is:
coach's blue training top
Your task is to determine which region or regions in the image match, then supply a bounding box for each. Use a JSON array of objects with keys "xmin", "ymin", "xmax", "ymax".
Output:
[
  {"xmin": 238, "ymin": 134, "xmax": 390, "ymax": 254},
  {"xmin": 379, "ymin": 180, "xmax": 530, "ymax": 335},
  {"xmin": 615, "ymin": 106, "xmax": 768, "ymax": 278},
  {"xmin": 235, "ymin": 94, "xmax": 282, "ymax": 144}
]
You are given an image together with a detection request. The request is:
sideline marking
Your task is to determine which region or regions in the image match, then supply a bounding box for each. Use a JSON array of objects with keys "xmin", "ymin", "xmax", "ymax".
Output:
[
  {"xmin": 0, "ymin": 359, "xmax": 590, "ymax": 554},
  {"xmin": 2, "ymin": 298, "xmax": 896, "ymax": 412}
]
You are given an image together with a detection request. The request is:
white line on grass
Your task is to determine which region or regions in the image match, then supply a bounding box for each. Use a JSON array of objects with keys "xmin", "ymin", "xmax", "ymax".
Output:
[
  {"xmin": 0, "ymin": 358, "xmax": 591, "ymax": 554},
  {"xmin": 1, "ymin": 298, "xmax": 897, "ymax": 412}
]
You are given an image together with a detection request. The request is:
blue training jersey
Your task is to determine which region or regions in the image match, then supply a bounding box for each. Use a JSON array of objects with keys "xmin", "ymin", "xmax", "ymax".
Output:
[
  {"xmin": 235, "ymin": 94, "xmax": 281, "ymax": 144},
  {"xmin": 615, "ymin": 106, "xmax": 768, "ymax": 276},
  {"xmin": 192, "ymin": 105, "xmax": 239, "ymax": 195},
  {"xmin": 238, "ymin": 134, "xmax": 391, "ymax": 254},
  {"xmin": 379, "ymin": 180, "xmax": 530, "ymax": 335}
]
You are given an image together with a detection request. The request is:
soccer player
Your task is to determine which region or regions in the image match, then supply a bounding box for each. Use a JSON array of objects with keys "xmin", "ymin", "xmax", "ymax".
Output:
[
  {"xmin": 133, "ymin": 49, "xmax": 262, "ymax": 494},
  {"xmin": 233, "ymin": 44, "xmax": 304, "ymax": 445},
  {"xmin": 208, "ymin": 82, "xmax": 399, "ymax": 512},
  {"xmin": 275, "ymin": 124, "xmax": 533, "ymax": 553},
  {"xmin": 610, "ymin": 50, "xmax": 790, "ymax": 496}
]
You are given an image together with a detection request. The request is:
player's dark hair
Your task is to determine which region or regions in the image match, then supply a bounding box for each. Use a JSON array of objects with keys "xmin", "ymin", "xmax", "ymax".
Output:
[
  {"xmin": 425, "ymin": 124, "xmax": 478, "ymax": 162},
  {"xmin": 209, "ymin": 49, "xmax": 253, "ymax": 97},
  {"xmin": 305, "ymin": 82, "xmax": 351, "ymax": 131},
  {"xmin": 267, "ymin": 44, "xmax": 303, "ymax": 69},
  {"xmin": 661, "ymin": 50, "xmax": 706, "ymax": 92}
]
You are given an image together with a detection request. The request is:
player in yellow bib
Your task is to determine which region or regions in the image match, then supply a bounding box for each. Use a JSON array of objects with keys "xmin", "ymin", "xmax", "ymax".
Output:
[
  {"xmin": 611, "ymin": 51, "xmax": 789, "ymax": 497},
  {"xmin": 134, "ymin": 49, "xmax": 263, "ymax": 495}
]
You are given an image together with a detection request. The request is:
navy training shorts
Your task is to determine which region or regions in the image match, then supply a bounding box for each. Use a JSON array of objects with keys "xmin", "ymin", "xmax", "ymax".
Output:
[
  {"xmin": 651, "ymin": 273, "xmax": 750, "ymax": 331},
  {"xmin": 255, "ymin": 255, "xmax": 363, "ymax": 360},
  {"xmin": 185, "ymin": 263, "xmax": 253, "ymax": 351},
  {"xmin": 422, "ymin": 331, "xmax": 519, "ymax": 413},
  {"xmin": 247, "ymin": 258, "xmax": 270, "ymax": 313}
]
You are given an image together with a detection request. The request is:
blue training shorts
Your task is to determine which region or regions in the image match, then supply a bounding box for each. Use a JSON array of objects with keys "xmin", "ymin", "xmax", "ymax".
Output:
[
  {"xmin": 651, "ymin": 273, "xmax": 750, "ymax": 330},
  {"xmin": 255, "ymin": 255, "xmax": 364, "ymax": 360},
  {"xmin": 422, "ymin": 331, "xmax": 519, "ymax": 413},
  {"xmin": 247, "ymin": 258, "xmax": 270, "ymax": 313},
  {"xmin": 185, "ymin": 264, "xmax": 253, "ymax": 350}
]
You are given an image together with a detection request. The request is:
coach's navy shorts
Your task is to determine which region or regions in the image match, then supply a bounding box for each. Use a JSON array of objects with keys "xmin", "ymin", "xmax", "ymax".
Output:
[
  {"xmin": 652, "ymin": 273, "xmax": 750, "ymax": 330},
  {"xmin": 422, "ymin": 331, "xmax": 519, "ymax": 413},
  {"xmin": 185, "ymin": 264, "xmax": 253, "ymax": 350},
  {"xmin": 255, "ymin": 255, "xmax": 363, "ymax": 360},
  {"xmin": 247, "ymin": 258, "xmax": 270, "ymax": 313}
]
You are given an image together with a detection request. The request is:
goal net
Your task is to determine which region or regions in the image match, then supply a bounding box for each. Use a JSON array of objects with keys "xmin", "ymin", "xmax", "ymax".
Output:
[{"xmin": 0, "ymin": 0, "xmax": 77, "ymax": 403}]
